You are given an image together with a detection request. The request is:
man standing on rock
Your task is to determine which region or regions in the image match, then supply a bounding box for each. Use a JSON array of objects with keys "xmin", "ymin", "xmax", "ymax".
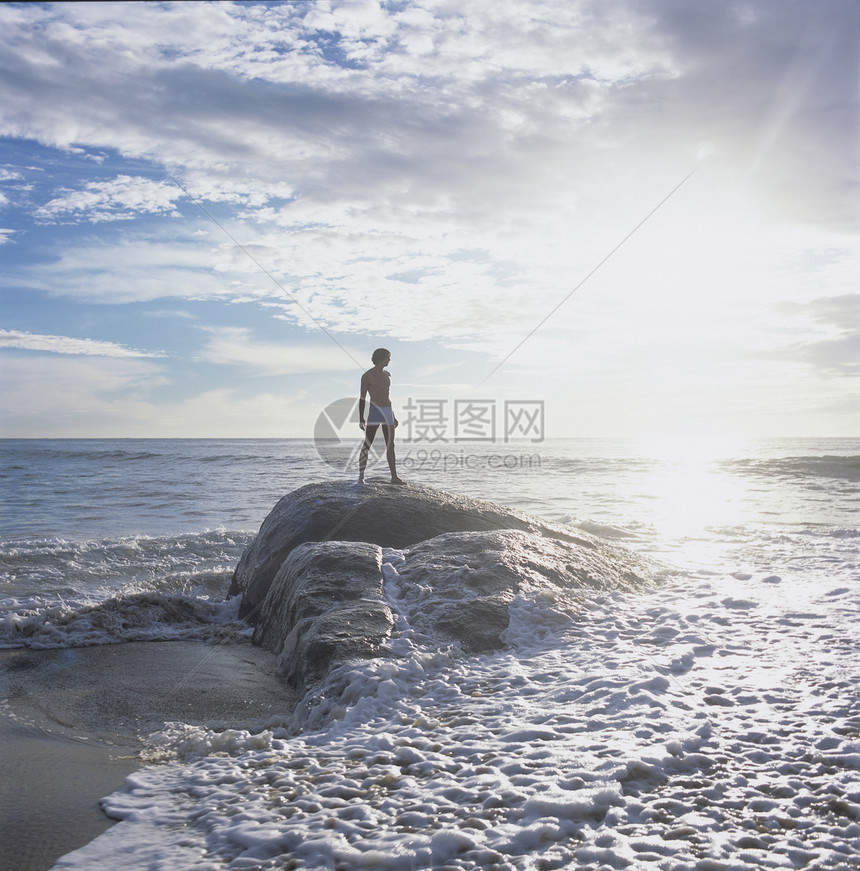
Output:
[{"xmin": 358, "ymin": 348, "xmax": 406, "ymax": 485}]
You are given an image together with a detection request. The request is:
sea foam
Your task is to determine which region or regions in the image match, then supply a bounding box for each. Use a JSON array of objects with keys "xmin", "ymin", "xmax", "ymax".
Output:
[
  {"xmin": 53, "ymin": 550, "xmax": 860, "ymax": 871},
  {"xmin": 0, "ymin": 445, "xmax": 853, "ymax": 871}
]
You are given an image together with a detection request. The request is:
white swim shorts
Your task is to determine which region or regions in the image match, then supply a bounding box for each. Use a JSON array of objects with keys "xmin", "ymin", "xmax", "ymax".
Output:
[{"xmin": 367, "ymin": 404, "xmax": 395, "ymax": 426}]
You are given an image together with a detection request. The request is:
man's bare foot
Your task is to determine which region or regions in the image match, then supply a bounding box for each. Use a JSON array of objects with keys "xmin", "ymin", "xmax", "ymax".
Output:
[
  {"xmin": 358, "ymin": 476, "xmax": 366, "ymax": 485},
  {"xmin": 390, "ymin": 476, "xmax": 406, "ymax": 485}
]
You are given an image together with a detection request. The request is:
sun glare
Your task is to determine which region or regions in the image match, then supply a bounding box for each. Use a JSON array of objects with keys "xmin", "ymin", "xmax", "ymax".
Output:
[
  {"xmin": 634, "ymin": 434, "xmax": 751, "ymax": 554},
  {"xmin": 636, "ymin": 432, "xmax": 748, "ymax": 464}
]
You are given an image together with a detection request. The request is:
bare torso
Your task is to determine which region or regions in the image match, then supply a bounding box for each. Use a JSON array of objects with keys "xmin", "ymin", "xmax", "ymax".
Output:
[{"xmin": 361, "ymin": 366, "xmax": 391, "ymax": 407}]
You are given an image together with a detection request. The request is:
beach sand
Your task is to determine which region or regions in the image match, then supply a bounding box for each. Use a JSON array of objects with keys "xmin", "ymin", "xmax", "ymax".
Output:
[{"xmin": 0, "ymin": 641, "xmax": 296, "ymax": 871}]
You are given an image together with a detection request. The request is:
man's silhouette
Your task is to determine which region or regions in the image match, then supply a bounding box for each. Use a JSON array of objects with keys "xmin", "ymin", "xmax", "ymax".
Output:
[{"xmin": 358, "ymin": 348, "xmax": 405, "ymax": 485}]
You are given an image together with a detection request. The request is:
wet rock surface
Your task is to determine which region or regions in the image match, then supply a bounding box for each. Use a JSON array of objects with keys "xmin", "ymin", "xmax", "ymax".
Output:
[
  {"xmin": 391, "ymin": 527, "xmax": 644, "ymax": 654},
  {"xmin": 236, "ymin": 481, "xmax": 654, "ymax": 690},
  {"xmin": 230, "ymin": 480, "xmax": 599, "ymax": 620},
  {"xmin": 254, "ymin": 540, "xmax": 394, "ymax": 689}
]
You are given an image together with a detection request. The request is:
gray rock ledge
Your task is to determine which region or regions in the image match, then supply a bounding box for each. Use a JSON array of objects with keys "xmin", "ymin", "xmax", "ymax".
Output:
[{"xmin": 231, "ymin": 481, "xmax": 654, "ymax": 690}]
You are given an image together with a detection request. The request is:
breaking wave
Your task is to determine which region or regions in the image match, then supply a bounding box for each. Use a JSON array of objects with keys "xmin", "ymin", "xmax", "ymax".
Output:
[
  {"xmin": 0, "ymin": 530, "xmax": 252, "ymax": 649},
  {"xmin": 0, "ymin": 590, "xmax": 248, "ymax": 649},
  {"xmin": 723, "ymin": 454, "xmax": 860, "ymax": 483}
]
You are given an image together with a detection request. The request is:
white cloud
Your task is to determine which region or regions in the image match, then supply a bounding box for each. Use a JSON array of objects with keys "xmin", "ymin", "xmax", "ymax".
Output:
[
  {"xmin": 0, "ymin": 354, "xmax": 321, "ymax": 439},
  {"xmin": 0, "ymin": 329, "xmax": 166, "ymax": 358},
  {"xmin": 33, "ymin": 175, "xmax": 181, "ymax": 223},
  {"xmin": 0, "ymin": 0, "xmax": 856, "ymax": 437},
  {"xmin": 4, "ymin": 1, "xmax": 852, "ymax": 265},
  {"xmin": 145, "ymin": 308, "xmax": 197, "ymax": 320},
  {"xmin": 1, "ymin": 0, "xmax": 852, "ymax": 230},
  {"xmin": 146, "ymin": 388, "xmax": 322, "ymax": 439},
  {"xmin": 9, "ymin": 227, "xmax": 243, "ymax": 303},
  {"xmin": 198, "ymin": 326, "xmax": 360, "ymax": 375},
  {"xmin": 0, "ymin": 1, "xmax": 664, "ymax": 213},
  {"xmin": 769, "ymin": 293, "xmax": 860, "ymax": 376},
  {"xmin": 0, "ymin": 354, "xmax": 166, "ymax": 438}
]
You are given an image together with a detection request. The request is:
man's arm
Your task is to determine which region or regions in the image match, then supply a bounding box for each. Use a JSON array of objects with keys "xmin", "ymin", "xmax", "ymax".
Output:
[{"xmin": 358, "ymin": 373, "xmax": 368, "ymax": 431}]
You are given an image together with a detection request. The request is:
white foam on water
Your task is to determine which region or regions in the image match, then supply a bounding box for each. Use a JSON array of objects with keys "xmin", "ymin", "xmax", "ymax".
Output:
[
  {"xmin": 0, "ymin": 590, "xmax": 249, "ymax": 649},
  {"xmin": 2, "ymin": 439, "xmax": 854, "ymax": 869},
  {"xmin": 0, "ymin": 531, "xmax": 252, "ymax": 649},
  {"xmin": 51, "ymin": 554, "xmax": 860, "ymax": 871}
]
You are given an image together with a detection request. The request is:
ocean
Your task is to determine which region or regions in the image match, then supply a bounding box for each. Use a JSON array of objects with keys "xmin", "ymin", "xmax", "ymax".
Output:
[{"xmin": 1, "ymin": 438, "xmax": 858, "ymax": 870}]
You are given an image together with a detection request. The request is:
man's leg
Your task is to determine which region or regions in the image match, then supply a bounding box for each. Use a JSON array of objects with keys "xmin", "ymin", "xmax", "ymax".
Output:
[
  {"xmin": 381, "ymin": 425, "xmax": 405, "ymax": 484},
  {"xmin": 359, "ymin": 425, "xmax": 378, "ymax": 482}
]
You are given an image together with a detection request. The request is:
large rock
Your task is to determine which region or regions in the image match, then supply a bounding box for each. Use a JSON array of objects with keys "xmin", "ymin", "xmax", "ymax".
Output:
[
  {"xmin": 390, "ymin": 527, "xmax": 644, "ymax": 653},
  {"xmin": 230, "ymin": 480, "xmax": 598, "ymax": 622},
  {"xmin": 234, "ymin": 482, "xmax": 655, "ymax": 692},
  {"xmin": 254, "ymin": 540, "xmax": 394, "ymax": 688}
]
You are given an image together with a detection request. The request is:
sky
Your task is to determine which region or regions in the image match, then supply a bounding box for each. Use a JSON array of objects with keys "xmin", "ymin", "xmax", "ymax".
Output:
[{"xmin": 0, "ymin": 0, "xmax": 858, "ymax": 442}]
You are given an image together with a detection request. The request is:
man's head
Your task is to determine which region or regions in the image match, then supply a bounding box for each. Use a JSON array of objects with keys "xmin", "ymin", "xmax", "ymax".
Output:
[{"xmin": 371, "ymin": 348, "xmax": 391, "ymax": 365}]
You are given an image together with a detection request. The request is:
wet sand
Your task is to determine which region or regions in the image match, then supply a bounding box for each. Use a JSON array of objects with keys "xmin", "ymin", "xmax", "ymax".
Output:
[{"xmin": 0, "ymin": 641, "xmax": 296, "ymax": 871}]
